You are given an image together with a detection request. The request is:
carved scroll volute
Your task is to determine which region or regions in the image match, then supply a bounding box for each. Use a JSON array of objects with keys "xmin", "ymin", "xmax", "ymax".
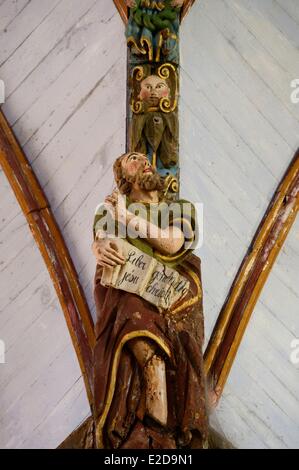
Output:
[
  {"xmin": 131, "ymin": 65, "xmax": 146, "ymax": 114},
  {"xmin": 163, "ymin": 173, "xmax": 179, "ymax": 196},
  {"xmin": 157, "ymin": 63, "xmax": 178, "ymax": 113}
]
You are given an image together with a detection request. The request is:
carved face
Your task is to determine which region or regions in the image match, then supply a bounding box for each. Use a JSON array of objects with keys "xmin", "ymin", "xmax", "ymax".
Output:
[
  {"xmin": 120, "ymin": 152, "xmax": 162, "ymax": 192},
  {"xmin": 121, "ymin": 152, "xmax": 152, "ymax": 178},
  {"xmin": 139, "ymin": 75, "xmax": 170, "ymax": 107}
]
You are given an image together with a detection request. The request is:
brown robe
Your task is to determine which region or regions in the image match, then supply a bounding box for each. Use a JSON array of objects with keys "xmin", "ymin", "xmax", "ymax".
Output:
[{"xmin": 93, "ymin": 253, "xmax": 209, "ymax": 449}]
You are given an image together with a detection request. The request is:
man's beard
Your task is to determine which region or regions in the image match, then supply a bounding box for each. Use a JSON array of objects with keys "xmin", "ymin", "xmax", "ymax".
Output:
[
  {"xmin": 147, "ymin": 96, "xmax": 159, "ymax": 107},
  {"xmin": 125, "ymin": 167, "xmax": 163, "ymax": 192}
]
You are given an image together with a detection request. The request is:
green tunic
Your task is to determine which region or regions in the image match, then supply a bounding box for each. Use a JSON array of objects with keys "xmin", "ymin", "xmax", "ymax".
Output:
[{"xmin": 93, "ymin": 197, "xmax": 198, "ymax": 269}]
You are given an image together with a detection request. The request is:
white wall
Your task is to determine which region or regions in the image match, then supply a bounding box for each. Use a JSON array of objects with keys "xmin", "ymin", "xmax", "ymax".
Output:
[{"xmin": 0, "ymin": 0, "xmax": 298, "ymax": 448}]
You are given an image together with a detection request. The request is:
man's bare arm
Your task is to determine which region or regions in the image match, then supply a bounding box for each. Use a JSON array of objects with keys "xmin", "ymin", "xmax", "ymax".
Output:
[
  {"xmin": 128, "ymin": 215, "xmax": 185, "ymax": 256},
  {"xmin": 104, "ymin": 193, "xmax": 185, "ymax": 256}
]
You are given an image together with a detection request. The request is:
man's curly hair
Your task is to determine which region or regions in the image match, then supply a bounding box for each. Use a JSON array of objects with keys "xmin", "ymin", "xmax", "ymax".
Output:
[{"xmin": 113, "ymin": 153, "xmax": 133, "ymax": 195}]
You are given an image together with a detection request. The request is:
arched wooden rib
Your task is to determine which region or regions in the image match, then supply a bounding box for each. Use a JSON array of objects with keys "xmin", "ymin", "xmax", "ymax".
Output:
[
  {"xmin": 0, "ymin": 110, "xmax": 95, "ymax": 405},
  {"xmin": 113, "ymin": 0, "xmax": 128, "ymax": 24},
  {"xmin": 181, "ymin": 0, "xmax": 197, "ymax": 21},
  {"xmin": 204, "ymin": 150, "xmax": 299, "ymax": 395}
]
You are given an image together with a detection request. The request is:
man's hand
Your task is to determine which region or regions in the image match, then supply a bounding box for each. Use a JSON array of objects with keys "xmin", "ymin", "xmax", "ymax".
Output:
[{"xmin": 92, "ymin": 239, "xmax": 125, "ymax": 268}]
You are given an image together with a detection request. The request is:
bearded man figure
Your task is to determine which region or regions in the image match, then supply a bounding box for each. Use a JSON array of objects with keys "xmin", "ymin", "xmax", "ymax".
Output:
[{"xmin": 91, "ymin": 152, "xmax": 210, "ymax": 449}]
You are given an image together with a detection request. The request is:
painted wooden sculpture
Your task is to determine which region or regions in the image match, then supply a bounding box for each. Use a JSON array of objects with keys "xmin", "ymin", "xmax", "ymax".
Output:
[{"xmin": 92, "ymin": 152, "xmax": 209, "ymax": 448}]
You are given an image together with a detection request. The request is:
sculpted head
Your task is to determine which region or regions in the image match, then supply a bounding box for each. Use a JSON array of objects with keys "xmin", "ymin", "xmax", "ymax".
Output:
[
  {"xmin": 139, "ymin": 75, "xmax": 170, "ymax": 107},
  {"xmin": 113, "ymin": 152, "xmax": 163, "ymax": 195}
]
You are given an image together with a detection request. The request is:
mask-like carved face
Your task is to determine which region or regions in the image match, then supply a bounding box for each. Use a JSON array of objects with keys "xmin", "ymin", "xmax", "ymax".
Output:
[{"xmin": 139, "ymin": 75, "xmax": 170, "ymax": 107}]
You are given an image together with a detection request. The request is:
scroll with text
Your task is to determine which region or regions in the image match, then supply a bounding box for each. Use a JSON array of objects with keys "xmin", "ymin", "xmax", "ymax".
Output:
[{"xmin": 101, "ymin": 240, "xmax": 190, "ymax": 311}]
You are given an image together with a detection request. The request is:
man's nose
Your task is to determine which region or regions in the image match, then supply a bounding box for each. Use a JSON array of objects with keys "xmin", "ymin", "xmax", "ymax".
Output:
[{"xmin": 144, "ymin": 159, "xmax": 151, "ymax": 169}]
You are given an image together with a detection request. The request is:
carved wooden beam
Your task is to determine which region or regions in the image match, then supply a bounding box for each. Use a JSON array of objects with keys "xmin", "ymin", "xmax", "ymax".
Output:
[
  {"xmin": 112, "ymin": 0, "xmax": 197, "ymax": 24},
  {"xmin": 0, "ymin": 110, "xmax": 95, "ymax": 405},
  {"xmin": 204, "ymin": 150, "xmax": 299, "ymax": 395}
]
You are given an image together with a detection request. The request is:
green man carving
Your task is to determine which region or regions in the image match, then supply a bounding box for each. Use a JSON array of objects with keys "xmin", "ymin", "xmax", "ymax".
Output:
[
  {"xmin": 131, "ymin": 74, "xmax": 178, "ymax": 169},
  {"xmin": 126, "ymin": 0, "xmax": 185, "ymax": 63}
]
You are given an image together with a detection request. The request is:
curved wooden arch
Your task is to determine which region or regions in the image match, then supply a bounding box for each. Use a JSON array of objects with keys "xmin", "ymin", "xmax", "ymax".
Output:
[
  {"xmin": 205, "ymin": 150, "xmax": 299, "ymax": 394},
  {"xmin": 0, "ymin": 110, "xmax": 95, "ymax": 404},
  {"xmin": 181, "ymin": 0, "xmax": 197, "ymax": 20},
  {"xmin": 113, "ymin": 0, "xmax": 128, "ymax": 25}
]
